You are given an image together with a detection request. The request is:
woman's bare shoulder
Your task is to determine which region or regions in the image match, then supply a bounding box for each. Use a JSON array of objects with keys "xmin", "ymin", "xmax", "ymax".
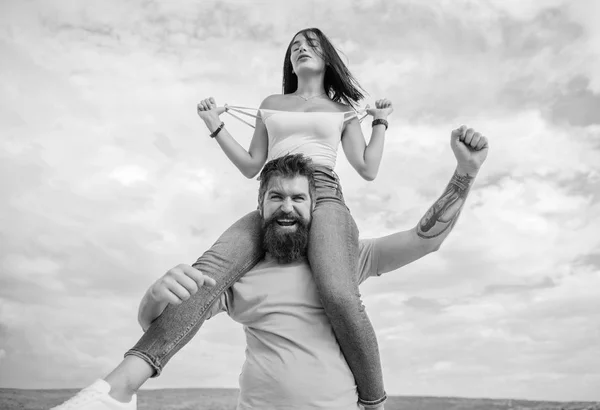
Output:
[
  {"xmin": 259, "ymin": 94, "xmax": 286, "ymax": 109},
  {"xmin": 332, "ymin": 101, "xmax": 355, "ymax": 113}
]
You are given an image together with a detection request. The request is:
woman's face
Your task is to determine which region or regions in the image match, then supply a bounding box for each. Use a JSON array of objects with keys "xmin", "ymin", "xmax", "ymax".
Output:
[{"xmin": 289, "ymin": 32, "xmax": 326, "ymax": 75}]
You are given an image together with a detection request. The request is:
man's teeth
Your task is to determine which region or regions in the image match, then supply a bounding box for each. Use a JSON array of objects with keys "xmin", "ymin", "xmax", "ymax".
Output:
[{"xmin": 277, "ymin": 219, "xmax": 296, "ymax": 226}]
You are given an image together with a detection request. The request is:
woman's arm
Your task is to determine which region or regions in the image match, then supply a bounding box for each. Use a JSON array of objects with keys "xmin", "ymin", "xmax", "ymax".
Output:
[
  {"xmin": 198, "ymin": 97, "xmax": 270, "ymax": 179},
  {"xmin": 341, "ymin": 99, "xmax": 393, "ymax": 181}
]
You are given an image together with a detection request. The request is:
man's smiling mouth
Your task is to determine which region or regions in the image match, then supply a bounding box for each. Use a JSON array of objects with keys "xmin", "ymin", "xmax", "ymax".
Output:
[{"xmin": 277, "ymin": 218, "xmax": 297, "ymax": 227}]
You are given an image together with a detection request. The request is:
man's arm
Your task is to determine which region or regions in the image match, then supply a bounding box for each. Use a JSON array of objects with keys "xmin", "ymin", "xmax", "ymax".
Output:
[
  {"xmin": 138, "ymin": 264, "xmax": 217, "ymax": 331},
  {"xmin": 374, "ymin": 125, "xmax": 489, "ymax": 275}
]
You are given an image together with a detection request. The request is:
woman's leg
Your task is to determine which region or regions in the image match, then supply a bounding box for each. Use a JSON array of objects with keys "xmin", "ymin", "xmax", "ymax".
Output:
[
  {"xmin": 112, "ymin": 210, "xmax": 264, "ymax": 393},
  {"xmin": 307, "ymin": 175, "xmax": 386, "ymax": 408}
]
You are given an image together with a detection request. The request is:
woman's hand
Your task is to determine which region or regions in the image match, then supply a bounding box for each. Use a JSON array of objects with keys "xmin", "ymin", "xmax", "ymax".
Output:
[
  {"xmin": 197, "ymin": 97, "xmax": 222, "ymax": 132},
  {"xmin": 366, "ymin": 98, "xmax": 393, "ymax": 120}
]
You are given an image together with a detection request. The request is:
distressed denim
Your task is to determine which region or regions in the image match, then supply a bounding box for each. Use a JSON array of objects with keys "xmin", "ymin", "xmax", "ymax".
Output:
[{"xmin": 125, "ymin": 166, "xmax": 386, "ymax": 406}]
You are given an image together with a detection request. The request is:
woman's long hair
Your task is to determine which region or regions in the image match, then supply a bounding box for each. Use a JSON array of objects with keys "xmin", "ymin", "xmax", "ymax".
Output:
[{"xmin": 282, "ymin": 28, "xmax": 366, "ymax": 108}]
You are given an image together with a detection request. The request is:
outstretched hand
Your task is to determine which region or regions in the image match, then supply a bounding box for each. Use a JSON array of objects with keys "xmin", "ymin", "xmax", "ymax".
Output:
[{"xmin": 451, "ymin": 125, "xmax": 489, "ymax": 174}]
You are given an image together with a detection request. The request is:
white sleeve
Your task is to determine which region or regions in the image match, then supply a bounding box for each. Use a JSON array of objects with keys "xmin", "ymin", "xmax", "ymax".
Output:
[
  {"xmin": 205, "ymin": 292, "xmax": 228, "ymax": 320},
  {"xmin": 357, "ymin": 239, "xmax": 380, "ymax": 284}
]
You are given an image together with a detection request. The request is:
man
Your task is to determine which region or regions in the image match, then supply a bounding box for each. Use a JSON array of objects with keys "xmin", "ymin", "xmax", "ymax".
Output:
[{"xmin": 52, "ymin": 125, "xmax": 489, "ymax": 409}]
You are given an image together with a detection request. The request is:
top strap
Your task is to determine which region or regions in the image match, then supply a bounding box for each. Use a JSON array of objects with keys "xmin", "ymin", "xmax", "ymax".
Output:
[
  {"xmin": 221, "ymin": 105, "xmax": 371, "ymax": 128},
  {"xmin": 344, "ymin": 108, "xmax": 369, "ymax": 123},
  {"xmin": 224, "ymin": 105, "xmax": 260, "ymax": 129},
  {"xmin": 343, "ymin": 111, "xmax": 358, "ymax": 120}
]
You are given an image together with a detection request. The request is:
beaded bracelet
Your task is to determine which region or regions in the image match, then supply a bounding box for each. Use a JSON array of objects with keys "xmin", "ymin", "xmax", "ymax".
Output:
[
  {"xmin": 372, "ymin": 119, "xmax": 389, "ymax": 130},
  {"xmin": 210, "ymin": 122, "xmax": 225, "ymax": 138}
]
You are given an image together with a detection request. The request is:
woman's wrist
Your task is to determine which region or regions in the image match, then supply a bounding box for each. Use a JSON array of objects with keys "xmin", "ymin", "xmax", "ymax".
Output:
[
  {"xmin": 204, "ymin": 117, "xmax": 222, "ymax": 133},
  {"xmin": 372, "ymin": 118, "xmax": 389, "ymax": 131}
]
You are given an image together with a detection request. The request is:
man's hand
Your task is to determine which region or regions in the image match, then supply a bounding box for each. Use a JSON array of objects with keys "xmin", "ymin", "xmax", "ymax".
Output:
[
  {"xmin": 149, "ymin": 264, "xmax": 217, "ymax": 306},
  {"xmin": 451, "ymin": 125, "xmax": 489, "ymax": 175},
  {"xmin": 138, "ymin": 264, "xmax": 217, "ymax": 331}
]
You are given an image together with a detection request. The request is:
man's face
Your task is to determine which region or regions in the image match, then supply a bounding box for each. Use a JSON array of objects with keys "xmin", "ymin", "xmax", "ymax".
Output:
[
  {"xmin": 262, "ymin": 175, "xmax": 313, "ymax": 227},
  {"xmin": 260, "ymin": 175, "xmax": 313, "ymax": 263}
]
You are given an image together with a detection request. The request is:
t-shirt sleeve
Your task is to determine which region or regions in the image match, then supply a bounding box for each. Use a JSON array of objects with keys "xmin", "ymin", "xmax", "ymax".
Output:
[
  {"xmin": 205, "ymin": 292, "xmax": 229, "ymax": 320},
  {"xmin": 357, "ymin": 238, "xmax": 380, "ymax": 284}
]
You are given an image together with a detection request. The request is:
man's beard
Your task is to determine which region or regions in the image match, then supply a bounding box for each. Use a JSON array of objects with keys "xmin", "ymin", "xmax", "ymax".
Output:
[{"xmin": 262, "ymin": 211, "xmax": 310, "ymax": 264}]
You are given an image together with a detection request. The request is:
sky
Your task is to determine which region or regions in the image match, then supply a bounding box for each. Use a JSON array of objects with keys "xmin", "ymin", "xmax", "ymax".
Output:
[{"xmin": 1, "ymin": 0, "xmax": 599, "ymax": 402}]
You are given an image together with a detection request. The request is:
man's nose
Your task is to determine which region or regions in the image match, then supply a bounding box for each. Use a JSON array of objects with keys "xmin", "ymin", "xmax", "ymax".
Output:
[{"xmin": 280, "ymin": 198, "xmax": 294, "ymax": 213}]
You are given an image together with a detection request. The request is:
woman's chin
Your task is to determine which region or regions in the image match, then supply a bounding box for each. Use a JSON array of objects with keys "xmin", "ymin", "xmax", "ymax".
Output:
[{"xmin": 294, "ymin": 65, "xmax": 325, "ymax": 76}]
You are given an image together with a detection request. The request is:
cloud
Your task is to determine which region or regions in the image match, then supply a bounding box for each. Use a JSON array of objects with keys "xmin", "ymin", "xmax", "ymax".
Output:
[{"xmin": 1, "ymin": 0, "xmax": 599, "ymax": 402}]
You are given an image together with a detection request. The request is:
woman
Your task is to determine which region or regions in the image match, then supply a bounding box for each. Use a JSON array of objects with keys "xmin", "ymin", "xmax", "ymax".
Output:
[{"xmin": 53, "ymin": 28, "xmax": 393, "ymax": 410}]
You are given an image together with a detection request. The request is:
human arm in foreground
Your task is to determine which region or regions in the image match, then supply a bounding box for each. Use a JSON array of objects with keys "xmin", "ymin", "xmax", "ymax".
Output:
[{"xmin": 138, "ymin": 264, "xmax": 217, "ymax": 331}]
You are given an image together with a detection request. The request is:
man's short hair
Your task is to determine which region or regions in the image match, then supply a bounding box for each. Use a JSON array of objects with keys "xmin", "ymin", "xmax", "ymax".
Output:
[{"xmin": 257, "ymin": 154, "xmax": 317, "ymax": 208}]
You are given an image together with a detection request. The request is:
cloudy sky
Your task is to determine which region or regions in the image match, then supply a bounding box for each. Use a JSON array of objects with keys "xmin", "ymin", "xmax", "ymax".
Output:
[{"xmin": 1, "ymin": 0, "xmax": 599, "ymax": 402}]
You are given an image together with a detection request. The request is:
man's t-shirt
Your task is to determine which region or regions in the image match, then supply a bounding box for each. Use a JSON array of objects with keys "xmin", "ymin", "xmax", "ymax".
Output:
[{"xmin": 206, "ymin": 239, "xmax": 382, "ymax": 410}]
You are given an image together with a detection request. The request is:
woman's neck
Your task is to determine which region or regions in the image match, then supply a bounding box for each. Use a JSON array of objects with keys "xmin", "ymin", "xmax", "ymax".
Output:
[{"xmin": 294, "ymin": 73, "xmax": 326, "ymax": 98}]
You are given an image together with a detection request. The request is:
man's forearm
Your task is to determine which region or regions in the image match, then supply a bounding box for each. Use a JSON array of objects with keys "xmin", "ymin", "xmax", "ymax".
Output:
[
  {"xmin": 138, "ymin": 289, "xmax": 168, "ymax": 332},
  {"xmin": 416, "ymin": 165, "xmax": 478, "ymax": 248}
]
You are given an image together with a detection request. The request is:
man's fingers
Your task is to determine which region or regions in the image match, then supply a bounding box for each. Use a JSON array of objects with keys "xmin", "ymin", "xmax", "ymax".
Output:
[
  {"xmin": 164, "ymin": 278, "xmax": 191, "ymax": 302},
  {"xmin": 154, "ymin": 264, "xmax": 217, "ymax": 306},
  {"xmin": 452, "ymin": 125, "xmax": 467, "ymax": 140},
  {"xmin": 180, "ymin": 264, "xmax": 203, "ymax": 280},
  {"xmin": 469, "ymin": 132, "xmax": 481, "ymax": 148},
  {"xmin": 476, "ymin": 136, "xmax": 488, "ymax": 151},
  {"xmin": 180, "ymin": 265, "xmax": 217, "ymax": 288},
  {"xmin": 160, "ymin": 289, "xmax": 184, "ymax": 305},
  {"xmin": 171, "ymin": 269, "xmax": 199, "ymax": 294},
  {"xmin": 464, "ymin": 128, "xmax": 475, "ymax": 144}
]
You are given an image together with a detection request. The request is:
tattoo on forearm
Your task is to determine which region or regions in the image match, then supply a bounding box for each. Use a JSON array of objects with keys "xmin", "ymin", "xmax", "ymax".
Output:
[{"xmin": 417, "ymin": 171, "xmax": 474, "ymax": 239}]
